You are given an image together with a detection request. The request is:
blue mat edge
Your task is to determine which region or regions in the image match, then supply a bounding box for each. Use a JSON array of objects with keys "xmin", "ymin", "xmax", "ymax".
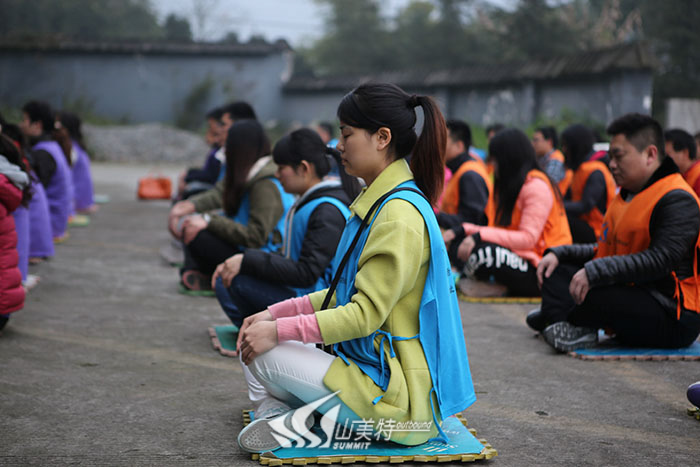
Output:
[{"xmin": 573, "ymin": 340, "xmax": 700, "ymax": 356}]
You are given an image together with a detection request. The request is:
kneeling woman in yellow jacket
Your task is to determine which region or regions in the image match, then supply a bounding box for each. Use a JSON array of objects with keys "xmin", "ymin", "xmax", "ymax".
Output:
[
  {"xmin": 444, "ymin": 129, "xmax": 572, "ymax": 297},
  {"xmin": 235, "ymin": 83, "xmax": 476, "ymax": 453}
]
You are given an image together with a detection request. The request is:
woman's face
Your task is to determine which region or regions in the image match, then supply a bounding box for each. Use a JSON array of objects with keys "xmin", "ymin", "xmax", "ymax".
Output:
[
  {"xmin": 337, "ymin": 123, "xmax": 391, "ymax": 185},
  {"xmin": 275, "ymin": 163, "xmax": 307, "ymax": 195}
]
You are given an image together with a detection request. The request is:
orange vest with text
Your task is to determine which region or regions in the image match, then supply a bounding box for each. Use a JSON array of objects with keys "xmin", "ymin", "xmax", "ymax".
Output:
[
  {"xmin": 595, "ymin": 173, "xmax": 700, "ymax": 318},
  {"xmin": 490, "ymin": 170, "xmax": 572, "ymax": 258},
  {"xmin": 684, "ymin": 161, "xmax": 700, "ymax": 197},
  {"xmin": 440, "ymin": 159, "xmax": 493, "ymax": 219},
  {"xmin": 570, "ymin": 160, "xmax": 616, "ymax": 239}
]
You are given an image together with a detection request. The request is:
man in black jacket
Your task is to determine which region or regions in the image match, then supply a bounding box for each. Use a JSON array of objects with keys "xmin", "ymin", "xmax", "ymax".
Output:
[{"xmin": 529, "ymin": 113, "xmax": 700, "ymax": 352}]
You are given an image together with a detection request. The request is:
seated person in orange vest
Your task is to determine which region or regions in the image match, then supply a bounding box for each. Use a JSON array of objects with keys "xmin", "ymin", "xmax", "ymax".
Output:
[
  {"xmin": 438, "ymin": 120, "xmax": 491, "ymax": 267},
  {"xmin": 560, "ymin": 124, "xmax": 616, "ymax": 244},
  {"xmin": 532, "ymin": 126, "xmax": 571, "ymax": 194},
  {"xmin": 665, "ymin": 129, "xmax": 700, "ymax": 197},
  {"xmin": 531, "ymin": 114, "xmax": 700, "ymax": 352},
  {"xmin": 443, "ymin": 129, "xmax": 571, "ymax": 297}
]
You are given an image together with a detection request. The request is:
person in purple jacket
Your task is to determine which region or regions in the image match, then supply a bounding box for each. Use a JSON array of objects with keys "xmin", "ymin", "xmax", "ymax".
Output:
[
  {"xmin": 0, "ymin": 117, "xmax": 54, "ymax": 263},
  {"xmin": 57, "ymin": 111, "xmax": 96, "ymax": 214},
  {"xmin": 20, "ymin": 101, "xmax": 73, "ymax": 241}
]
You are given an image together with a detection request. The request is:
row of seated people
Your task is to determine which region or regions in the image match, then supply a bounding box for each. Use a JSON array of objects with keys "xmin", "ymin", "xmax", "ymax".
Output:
[
  {"xmin": 440, "ymin": 115, "xmax": 700, "ymax": 352},
  {"xmin": 164, "ymin": 99, "xmax": 700, "ymax": 359},
  {"xmin": 0, "ymin": 101, "xmax": 97, "ymax": 329},
  {"xmin": 160, "ymin": 85, "xmax": 700, "ymax": 454},
  {"xmin": 168, "ymin": 100, "xmax": 700, "ymax": 355}
]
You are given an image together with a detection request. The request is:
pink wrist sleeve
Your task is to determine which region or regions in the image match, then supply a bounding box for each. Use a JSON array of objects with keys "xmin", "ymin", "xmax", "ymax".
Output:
[
  {"xmin": 268, "ymin": 295, "xmax": 315, "ymax": 319},
  {"xmin": 276, "ymin": 314, "xmax": 323, "ymax": 343}
]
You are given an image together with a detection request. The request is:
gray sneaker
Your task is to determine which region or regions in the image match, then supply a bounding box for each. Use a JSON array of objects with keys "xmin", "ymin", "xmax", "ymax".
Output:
[
  {"xmin": 238, "ymin": 408, "xmax": 315, "ymax": 453},
  {"xmin": 542, "ymin": 321, "xmax": 598, "ymax": 353}
]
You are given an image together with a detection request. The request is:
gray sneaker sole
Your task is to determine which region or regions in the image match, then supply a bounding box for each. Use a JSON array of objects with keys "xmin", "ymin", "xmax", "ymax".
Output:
[
  {"xmin": 543, "ymin": 322, "xmax": 597, "ymax": 353},
  {"xmin": 238, "ymin": 418, "xmax": 284, "ymax": 453},
  {"xmin": 238, "ymin": 412, "xmax": 315, "ymax": 453}
]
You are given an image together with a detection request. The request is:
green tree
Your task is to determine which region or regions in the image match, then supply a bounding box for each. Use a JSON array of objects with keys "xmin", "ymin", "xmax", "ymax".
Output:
[
  {"xmin": 641, "ymin": 0, "xmax": 700, "ymax": 102},
  {"xmin": 307, "ymin": 0, "xmax": 393, "ymax": 75},
  {"xmin": 392, "ymin": 1, "xmax": 439, "ymax": 69},
  {"xmin": 487, "ymin": 0, "xmax": 584, "ymax": 60},
  {"xmin": 164, "ymin": 14, "xmax": 192, "ymax": 42},
  {"xmin": 0, "ymin": 0, "xmax": 163, "ymax": 40}
]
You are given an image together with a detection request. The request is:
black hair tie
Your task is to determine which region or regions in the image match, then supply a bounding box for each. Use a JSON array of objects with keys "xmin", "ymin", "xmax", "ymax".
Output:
[{"xmin": 408, "ymin": 94, "xmax": 421, "ymax": 108}]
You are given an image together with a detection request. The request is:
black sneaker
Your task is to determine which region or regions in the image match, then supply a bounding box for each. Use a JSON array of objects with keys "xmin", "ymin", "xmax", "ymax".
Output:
[
  {"xmin": 542, "ymin": 322, "xmax": 597, "ymax": 353},
  {"xmin": 526, "ymin": 308, "xmax": 547, "ymax": 332}
]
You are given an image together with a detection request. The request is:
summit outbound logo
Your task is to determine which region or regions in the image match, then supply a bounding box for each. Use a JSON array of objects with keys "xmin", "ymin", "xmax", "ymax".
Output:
[
  {"xmin": 267, "ymin": 391, "xmax": 341, "ymax": 449},
  {"xmin": 266, "ymin": 391, "xmax": 433, "ymax": 450}
]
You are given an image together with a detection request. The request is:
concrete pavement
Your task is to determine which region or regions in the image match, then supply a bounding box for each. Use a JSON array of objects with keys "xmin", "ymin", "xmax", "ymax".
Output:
[{"xmin": 1, "ymin": 163, "xmax": 699, "ymax": 466}]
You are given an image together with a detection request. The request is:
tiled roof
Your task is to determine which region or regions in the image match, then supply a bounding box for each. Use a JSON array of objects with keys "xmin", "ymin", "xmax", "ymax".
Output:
[{"xmin": 0, "ymin": 38, "xmax": 291, "ymax": 57}]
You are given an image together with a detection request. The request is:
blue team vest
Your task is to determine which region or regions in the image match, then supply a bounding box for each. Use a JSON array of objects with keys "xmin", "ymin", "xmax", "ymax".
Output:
[
  {"xmin": 284, "ymin": 196, "xmax": 350, "ymax": 296},
  {"xmin": 326, "ymin": 180, "xmax": 476, "ymax": 442},
  {"xmin": 230, "ymin": 177, "xmax": 295, "ymax": 252}
]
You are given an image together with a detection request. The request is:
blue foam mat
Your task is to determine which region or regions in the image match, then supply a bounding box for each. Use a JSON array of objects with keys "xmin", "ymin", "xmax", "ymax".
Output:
[
  {"xmin": 252, "ymin": 414, "xmax": 485, "ymax": 459},
  {"xmin": 571, "ymin": 340, "xmax": 700, "ymax": 359}
]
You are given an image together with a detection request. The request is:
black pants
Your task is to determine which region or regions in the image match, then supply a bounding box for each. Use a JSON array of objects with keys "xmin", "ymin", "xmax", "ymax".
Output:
[
  {"xmin": 567, "ymin": 214, "xmax": 597, "ymax": 244},
  {"xmin": 541, "ymin": 262, "xmax": 700, "ymax": 348},
  {"xmin": 464, "ymin": 241, "xmax": 540, "ymax": 296},
  {"xmin": 183, "ymin": 229, "xmax": 240, "ymax": 276}
]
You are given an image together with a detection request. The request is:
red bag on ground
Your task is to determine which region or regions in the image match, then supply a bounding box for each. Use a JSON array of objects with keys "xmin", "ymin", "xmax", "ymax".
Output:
[{"xmin": 137, "ymin": 175, "xmax": 172, "ymax": 200}]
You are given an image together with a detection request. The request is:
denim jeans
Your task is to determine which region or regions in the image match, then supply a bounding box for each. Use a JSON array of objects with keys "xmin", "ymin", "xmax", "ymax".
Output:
[{"xmin": 215, "ymin": 274, "xmax": 296, "ymax": 327}]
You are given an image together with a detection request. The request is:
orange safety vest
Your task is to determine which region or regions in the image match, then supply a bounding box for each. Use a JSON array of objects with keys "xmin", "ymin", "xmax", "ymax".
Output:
[
  {"xmin": 489, "ymin": 170, "xmax": 572, "ymax": 258},
  {"xmin": 684, "ymin": 161, "xmax": 700, "ymax": 197},
  {"xmin": 569, "ymin": 160, "xmax": 616, "ymax": 239},
  {"xmin": 595, "ymin": 173, "xmax": 700, "ymax": 318},
  {"xmin": 440, "ymin": 159, "xmax": 493, "ymax": 218}
]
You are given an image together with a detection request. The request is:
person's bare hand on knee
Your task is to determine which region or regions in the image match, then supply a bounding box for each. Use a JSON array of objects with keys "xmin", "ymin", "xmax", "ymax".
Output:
[
  {"xmin": 537, "ymin": 252, "xmax": 559, "ymax": 289},
  {"xmin": 239, "ymin": 319, "xmax": 278, "ymax": 365}
]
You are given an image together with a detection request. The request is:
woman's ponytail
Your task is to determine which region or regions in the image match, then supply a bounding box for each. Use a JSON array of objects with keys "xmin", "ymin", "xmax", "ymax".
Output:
[
  {"xmin": 326, "ymin": 146, "xmax": 362, "ymax": 200},
  {"xmin": 410, "ymin": 95, "xmax": 446, "ymax": 205}
]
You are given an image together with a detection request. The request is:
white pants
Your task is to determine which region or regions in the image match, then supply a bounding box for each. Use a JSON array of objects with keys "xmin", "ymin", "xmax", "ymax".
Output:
[{"xmin": 242, "ymin": 341, "xmax": 360, "ymax": 424}]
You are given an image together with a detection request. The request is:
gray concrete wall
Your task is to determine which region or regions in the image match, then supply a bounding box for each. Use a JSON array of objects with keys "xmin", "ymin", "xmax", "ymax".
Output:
[
  {"xmin": 1, "ymin": 47, "xmax": 652, "ymax": 130},
  {"xmin": 448, "ymin": 83, "xmax": 534, "ymax": 127},
  {"xmin": 666, "ymin": 98, "xmax": 700, "ymax": 133},
  {"xmin": 280, "ymin": 92, "xmax": 348, "ymax": 126},
  {"xmin": 0, "ymin": 50, "xmax": 292, "ymax": 124},
  {"xmin": 281, "ymin": 71, "xmax": 653, "ymax": 129}
]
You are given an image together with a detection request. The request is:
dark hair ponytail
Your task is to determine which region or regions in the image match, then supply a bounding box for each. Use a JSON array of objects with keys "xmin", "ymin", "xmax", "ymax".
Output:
[
  {"xmin": 560, "ymin": 124, "xmax": 594, "ymax": 170},
  {"xmin": 337, "ymin": 82, "xmax": 446, "ymax": 204},
  {"xmin": 489, "ymin": 128, "xmax": 560, "ymax": 226},
  {"xmin": 223, "ymin": 119, "xmax": 270, "ymax": 216},
  {"xmin": 410, "ymin": 95, "xmax": 446, "ymax": 205}
]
